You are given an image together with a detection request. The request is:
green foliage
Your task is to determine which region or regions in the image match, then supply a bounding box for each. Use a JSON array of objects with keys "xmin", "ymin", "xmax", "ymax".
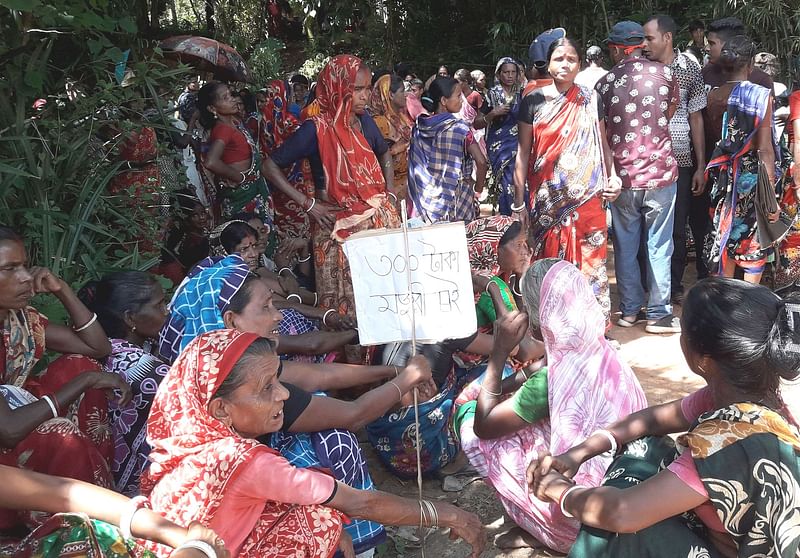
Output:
[
  {"xmin": 249, "ymin": 38, "xmax": 287, "ymax": 85},
  {"xmin": 0, "ymin": 1, "xmax": 189, "ymax": 298},
  {"xmin": 298, "ymin": 53, "xmax": 330, "ymax": 79}
]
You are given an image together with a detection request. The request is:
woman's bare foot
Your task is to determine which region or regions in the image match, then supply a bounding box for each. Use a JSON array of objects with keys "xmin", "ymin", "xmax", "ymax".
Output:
[{"xmin": 494, "ymin": 526, "xmax": 545, "ymax": 549}]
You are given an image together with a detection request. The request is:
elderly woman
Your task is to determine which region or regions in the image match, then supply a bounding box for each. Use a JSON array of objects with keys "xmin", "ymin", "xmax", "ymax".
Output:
[
  {"xmin": 79, "ymin": 271, "xmax": 171, "ymax": 496},
  {"xmin": 474, "ymin": 57, "xmax": 523, "ymax": 215},
  {"xmin": 530, "ymin": 278, "xmax": 800, "ymax": 557},
  {"xmin": 369, "ymin": 74, "xmax": 413, "ymax": 203},
  {"xmin": 262, "ymin": 55, "xmax": 400, "ymax": 318},
  {"xmin": 0, "ymin": 226, "xmax": 131, "ymax": 530},
  {"xmin": 456, "ymin": 259, "xmax": 647, "ymax": 552},
  {"xmin": 142, "ymin": 329, "xmax": 484, "ymax": 558},
  {"xmin": 158, "ymin": 255, "xmax": 436, "ymax": 555}
]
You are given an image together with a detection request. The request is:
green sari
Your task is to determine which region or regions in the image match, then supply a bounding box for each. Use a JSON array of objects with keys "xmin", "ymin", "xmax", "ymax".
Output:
[
  {"xmin": 569, "ymin": 403, "xmax": 800, "ymax": 558},
  {"xmin": 5, "ymin": 513, "xmax": 155, "ymax": 558}
]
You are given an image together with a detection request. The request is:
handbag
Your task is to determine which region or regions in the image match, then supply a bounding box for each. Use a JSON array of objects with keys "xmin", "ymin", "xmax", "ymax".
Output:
[{"xmin": 754, "ymin": 150, "xmax": 793, "ymax": 248}]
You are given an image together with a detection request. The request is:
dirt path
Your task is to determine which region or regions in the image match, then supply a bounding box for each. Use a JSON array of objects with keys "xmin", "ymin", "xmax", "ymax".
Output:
[{"xmin": 366, "ymin": 247, "xmax": 800, "ymax": 558}]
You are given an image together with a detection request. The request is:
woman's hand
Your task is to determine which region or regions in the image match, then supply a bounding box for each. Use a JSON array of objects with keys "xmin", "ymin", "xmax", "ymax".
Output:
[
  {"xmin": 471, "ymin": 273, "xmax": 491, "ymax": 294},
  {"xmin": 768, "ymin": 209, "xmax": 781, "ymax": 223},
  {"xmin": 29, "ymin": 267, "xmax": 65, "ymax": 295},
  {"xmin": 84, "ymin": 372, "xmax": 132, "ymax": 406},
  {"xmin": 171, "ymin": 521, "xmax": 230, "ymax": 558},
  {"xmin": 490, "ymin": 104, "xmax": 511, "ymax": 120},
  {"xmin": 308, "ymin": 201, "xmax": 339, "ymax": 229},
  {"xmin": 492, "ymin": 310, "xmax": 529, "ymax": 357},
  {"xmin": 443, "ymin": 505, "xmax": 486, "ymax": 558},
  {"xmin": 602, "ymin": 175, "xmax": 622, "ymax": 202},
  {"xmin": 274, "ymin": 237, "xmax": 307, "ymax": 269},
  {"xmin": 526, "ymin": 450, "xmax": 582, "ymax": 495},
  {"xmin": 531, "ymin": 469, "xmax": 575, "ymax": 504},
  {"xmin": 399, "ymin": 355, "xmax": 432, "ymax": 388},
  {"xmin": 325, "ymin": 312, "xmax": 356, "ymax": 331},
  {"xmin": 276, "ymin": 274, "xmax": 301, "ymax": 298}
]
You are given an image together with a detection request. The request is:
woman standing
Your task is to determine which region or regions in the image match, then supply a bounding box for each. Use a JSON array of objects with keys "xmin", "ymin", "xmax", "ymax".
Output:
[
  {"xmin": 407, "ymin": 77, "xmax": 487, "ymax": 223},
  {"xmin": 513, "ymin": 38, "xmax": 620, "ymax": 321},
  {"xmin": 475, "ymin": 57, "xmax": 523, "ymax": 215},
  {"xmin": 199, "ymin": 82, "xmax": 276, "ymax": 255},
  {"xmin": 262, "ymin": 55, "xmax": 400, "ymax": 317},
  {"xmin": 369, "ymin": 74, "xmax": 413, "ymax": 203},
  {"xmin": 706, "ymin": 36, "xmax": 781, "ymax": 284},
  {"xmin": 776, "ymin": 58, "xmax": 800, "ymax": 291}
]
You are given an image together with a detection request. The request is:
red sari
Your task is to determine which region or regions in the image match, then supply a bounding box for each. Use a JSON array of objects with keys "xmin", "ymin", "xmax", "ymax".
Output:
[
  {"xmin": 0, "ymin": 307, "xmax": 113, "ymax": 531},
  {"xmin": 527, "ymin": 85, "xmax": 610, "ymax": 321},
  {"xmin": 141, "ymin": 330, "xmax": 342, "ymax": 558}
]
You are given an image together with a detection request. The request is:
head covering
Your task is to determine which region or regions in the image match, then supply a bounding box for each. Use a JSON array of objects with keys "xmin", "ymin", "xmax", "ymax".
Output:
[
  {"xmin": 494, "ymin": 56, "xmax": 519, "ymax": 85},
  {"xmin": 260, "ymin": 79, "xmax": 301, "ymax": 154},
  {"xmin": 466, "ymin": 216, "xmax": 517, "ymax": 277},
  {"xmin": 529, "ymin": 28, "xmax": 566, "ymax": 68},
  {"xmin": 208, "ymin": 220, "xmax": 250, "ymax": 257},
  {"xmin": 605, "ymin": 21, "xmax": 645, "ymax": 47},
  {"xmin": 312, "ymin": 54, "xmax": 389, "ymax": 241},
  {"xmin": 142, "ymin": 330, "xmax": 275, "ymax": 528},
  {"xmin": 158, "ymin": 255, "xmax": 250, "ymax": 363},
  {"xmin": 368, "ymin": 74, "xmax": 412, "ymax": 144}
]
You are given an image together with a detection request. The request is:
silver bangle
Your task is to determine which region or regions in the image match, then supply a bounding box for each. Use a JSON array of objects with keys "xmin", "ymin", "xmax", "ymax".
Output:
[
  {"xmin": 387, "ymin": 380, "xmax": 404, "ymax": 401},
  {"xmin": 286, "ymin": 293, "xmax": 302, "ymax": 303},
  {"xmin": 510, "ymin": 202, "xmax": 526, "ymax": 212},
  {"xmin": 119, "ymin": 495, "xmax": 148, "ymax": 540},
  {"xmin": 313, "ymin": 292, "xmax": 318, "ymax": 307},
  {"xmin": 74, "ymin": 313, "xmax": 97, "ymax": 332},
  {"xmin": 304, "ymin": 197, "xmax": 316, "ymax": 213},
  {"xmin": 172, "ymin": 540, "xmax": 218, "ymax": 558},
  {"xmin": 41, "ymin": 395, "xmax": 58, "ymax": 419},
  {"xmin": 387, "ymin": 191, "xmax": 398, "ymax": 201},
  {"xmin": 277, "ymin": 267, "xmax": 294, "ymax": 277},
  {"xmin": 322, "ymin": 308, "xmax": 336, "ymax": 327},
  {"xmin": 591, "ymin": 429, "xmax": 618, "ymax": 456},
  {"xmin": 559, "ymin": 485, "xmax": 584, "ymax": 519},
  {"xmin": 297, "ymin": 254, "xmax": 312, "ymax": 263}
]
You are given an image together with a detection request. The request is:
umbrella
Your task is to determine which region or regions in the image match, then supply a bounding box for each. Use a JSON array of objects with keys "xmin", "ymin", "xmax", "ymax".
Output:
[{"xmin": 160, "ymin": 35, "xmax": 252, "ymax": 83}]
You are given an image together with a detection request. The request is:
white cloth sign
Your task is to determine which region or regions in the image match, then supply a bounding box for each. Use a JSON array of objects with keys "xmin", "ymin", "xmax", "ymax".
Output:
[{"xmin": 343, "ymin": 222, "xmax": 477, "ymax": 345}]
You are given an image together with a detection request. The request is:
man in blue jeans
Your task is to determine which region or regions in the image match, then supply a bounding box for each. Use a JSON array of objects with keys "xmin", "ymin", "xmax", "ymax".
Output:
[{"xmin": 595, "ymin": 21, "xmax": 681, "ymax": 333}]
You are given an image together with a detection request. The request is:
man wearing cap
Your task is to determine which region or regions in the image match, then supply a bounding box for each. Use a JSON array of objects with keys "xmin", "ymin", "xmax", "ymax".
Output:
[
  {"xmin": 596, "ymin": 21, "xmax": 681, "ymax": 334},
  {"xmin": 523, "ymin": 28, "xmax": 565, "ymax": 96},
  {"xmin": 575, "ymin": 46, "xmax": 608, "ymax": 90},
  {"xmin": 643, "ymin": 15, "xmax": 709, "ymax": 304}
]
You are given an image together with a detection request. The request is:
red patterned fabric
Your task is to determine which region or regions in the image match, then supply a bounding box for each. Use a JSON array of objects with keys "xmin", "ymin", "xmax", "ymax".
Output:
[
  {"xmin": 141, "ymin": 329, "xmax": 342, "ymax": 557},
  {"xmin": 261, "ymin": 80, "xmax": 315, "ymax": 238},
  {"xmin": 312, "ymin": 55, "xmax": 391, "ymax": 241}
]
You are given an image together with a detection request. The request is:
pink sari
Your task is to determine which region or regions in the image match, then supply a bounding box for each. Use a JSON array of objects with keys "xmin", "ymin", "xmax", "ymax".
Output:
[{"xmin": 459, "ymin": 261, "xmax": 647, "ymax": 552}]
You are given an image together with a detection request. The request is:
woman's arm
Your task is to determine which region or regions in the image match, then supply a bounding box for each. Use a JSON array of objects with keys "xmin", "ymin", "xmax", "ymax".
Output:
[
  {"xmin": 378, "ymin": 150, "xmax": 396, "ymax": 196},
  {"xmin": 793, "ymin": 119, "xmax": 800, "ymax": 190},
  {"xmin": 0, "ymin": 372, "xmax": 131, "ymax": 448},
  {"xmin": 467, "ymin": 141, "xmax": 488, "ymax": 194},
  {"xmin": 756, "ymin": 98, "xmax": 776, "ymax": 185},
  {"xmin": 274, "ymin": 331, "xmax": 358, "ymax": 356},
  {"xmin": 0, "ymin": 465, "xmax": 228, "ymax": 556},
  {"xmin": 328, "ymin": 483, "xmax": 485, "ymax": 558},
  {"xmin": 203, "ymin": 138, "xmax": 247, "ymax": 183},
  {"xmin": 513, "ymin": 121, "xmax": 532, "ymax": 223},
  {"xmin": 281, "ymin": 361, "xmax": 399, "ymax": 392},
  {"xmin": 598, "ymin": 120, "xmax": 621, "ymax": 202},
  {"xmin": 473, "ymin": 310, "xmax": 531, "ymax": 440},
  {"xmin": 532, "ymin": 466, "xmax": 706, "ymax": 533},
  {"xmin": 33, "ymin": 268, "xmax": 110, "ymax": 359},
  {"xmin": 529, "ymin": 398, "xmax": 691, "ymax": 481},
  {"xmin": 287, "ymin": 356, "xmax": 432, "ymax": 432},
  {"xmin": 261, "ymin": 157, "xmax": 336, "ymax": 228}
]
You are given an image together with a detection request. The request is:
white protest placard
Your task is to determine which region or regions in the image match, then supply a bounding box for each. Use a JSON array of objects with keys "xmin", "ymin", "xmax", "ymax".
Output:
[{"xmin": 343, "ymin": 222, "xmax": 477, "ymax": 346}]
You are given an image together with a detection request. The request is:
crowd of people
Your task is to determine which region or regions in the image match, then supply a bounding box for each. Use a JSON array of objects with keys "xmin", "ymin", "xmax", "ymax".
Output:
[{"xmin": 3, "ymin": 12, "xmax": 800, "ymax": 558}]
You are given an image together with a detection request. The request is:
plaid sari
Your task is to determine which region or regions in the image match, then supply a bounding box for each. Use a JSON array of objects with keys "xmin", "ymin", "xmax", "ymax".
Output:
[{"xmin": 408, "ymin": 113, "xmax": 476, "ymax": 223}]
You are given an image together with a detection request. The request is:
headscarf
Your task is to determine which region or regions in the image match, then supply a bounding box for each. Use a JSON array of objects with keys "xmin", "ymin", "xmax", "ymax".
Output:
[
  {"xmin": 260, "ymin": 80, "xmax": 300, "ymax": 154},
  {"xmin": 157, "ymin": 255, "xmax": 250, "ymax": 363},
  {"xmin": 208, "ymin": 220, "xmax": 250, "ymax": 257},
  {"xmin": 142, "ymin": 330, "xmax": 275, "ymax": 537},
  {"xmin": 466, "ymin": 215, "xmax": 516, "ymax": 278},
  {"xmin": 493, "ymin": 57, "xmax": 520, "ymax": 93},
  {"xmin": 312, "ymin": 55, "xmax": 389, "ymax": 241},
  {"xmin": 369, "ymin": 74, "xmax": 412, "ymax": 145}
]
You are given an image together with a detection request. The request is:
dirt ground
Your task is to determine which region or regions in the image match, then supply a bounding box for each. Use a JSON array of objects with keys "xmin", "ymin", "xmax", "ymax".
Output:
[{"xmin": 366, "ymin": 246, "xmax": 800, "ymax": 558}]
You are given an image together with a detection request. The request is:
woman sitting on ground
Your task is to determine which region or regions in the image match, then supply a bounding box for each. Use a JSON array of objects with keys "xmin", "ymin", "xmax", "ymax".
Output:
[
  {"xmin": 457, "ymin": 258, "xmax": 647, "ymax": 552},
  {"xmin": 158, "ymin": 254, "xmax": 436, "ymax": 555},
  {"xmin": 142, "ymin": 329, "xmax": 484, "ymax": 558},
  {"xmin": 530, "ymin": 277, "xmax": 800, "ymax": 558},
  {"xmin": 205, "ymin": 224, "xmax": 357, "ymax": 361},
  {"xmin": 3, "ymin": 465, "xmax": 227, "ymax": 558},
  {"xmin": 407, "ymin": 77, "xmax": 487, "ymax": 223},
  {"xmin": 79, "ymin": 271, "xmax": 171, "ymax": 496},
  {"xmin": 0, "ymin": 226, "xmax": 131, "ymax": 531}
]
